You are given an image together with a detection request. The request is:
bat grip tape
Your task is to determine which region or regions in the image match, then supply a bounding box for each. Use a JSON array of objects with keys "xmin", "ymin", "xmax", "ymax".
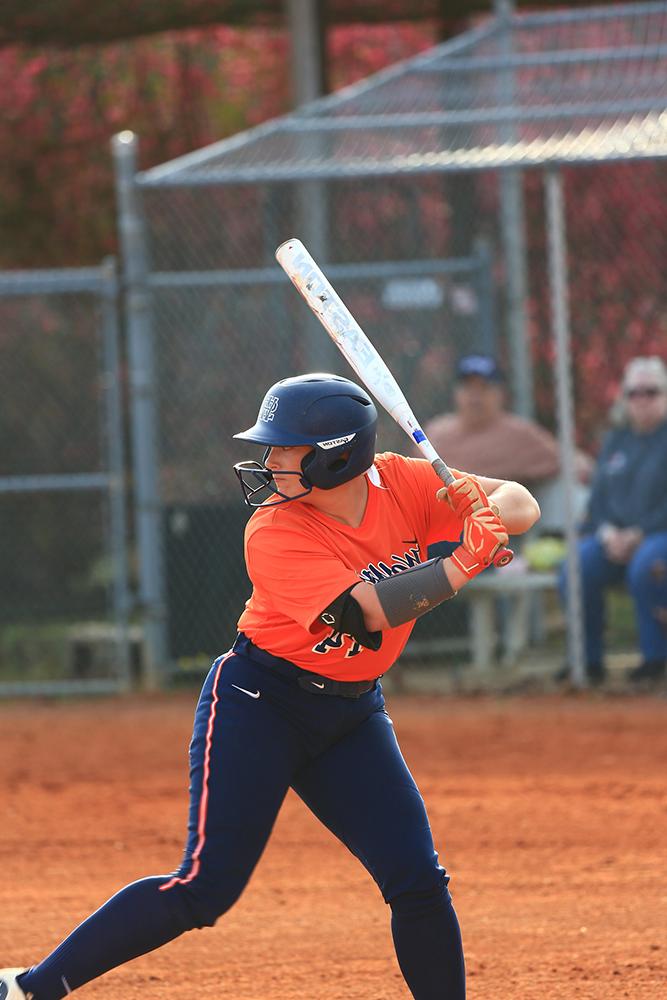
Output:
[
  {"xmin": 431, "ymin": 457, "xmax": 454, "ymax": 486},
  {"xmin": 374, "ymin": 557, "xmax": 456, "ymax": 628}
]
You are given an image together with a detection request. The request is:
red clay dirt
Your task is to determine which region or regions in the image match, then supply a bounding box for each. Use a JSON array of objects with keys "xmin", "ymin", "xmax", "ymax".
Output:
[{"xmin": 1, "ymin": 693, "xmax": 665, "ymax": 999}]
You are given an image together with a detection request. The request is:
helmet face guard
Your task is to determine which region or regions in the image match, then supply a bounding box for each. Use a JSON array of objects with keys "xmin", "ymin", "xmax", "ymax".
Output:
[
  {"xmin": 234, "ymin": 449, "xmax": 314, "ymax": 508},
  {"xmin": 233, "ymin": 374, "xmax": 378, "ymax": 507}
]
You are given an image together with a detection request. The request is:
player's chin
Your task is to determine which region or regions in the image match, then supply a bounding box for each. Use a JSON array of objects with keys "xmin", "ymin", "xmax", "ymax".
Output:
[{"xmin": 273, "ymin": 478, "xmax": 305, "ymax": 500}]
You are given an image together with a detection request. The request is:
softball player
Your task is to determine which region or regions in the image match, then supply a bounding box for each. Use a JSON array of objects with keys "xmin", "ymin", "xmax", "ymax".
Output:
[{"xmin": 2, "ymin": 373, "xmax": 539, "ymax": 1000}]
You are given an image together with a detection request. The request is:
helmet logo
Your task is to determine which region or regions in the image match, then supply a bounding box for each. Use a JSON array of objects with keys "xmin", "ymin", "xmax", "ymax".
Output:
[
  {"xmin": 317, "ymin": 433, "xmax": 356, "ymax": 450},
  {"xmin": 260, "ymin": 394, "xmax": 280, "ymax": 422}
]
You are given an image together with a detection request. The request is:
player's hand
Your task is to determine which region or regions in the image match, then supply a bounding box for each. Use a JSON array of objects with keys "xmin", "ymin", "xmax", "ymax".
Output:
[
  {"xmin": 450, "ymin": 507, "xmax": 509, "ymax": 580},
  {"xmin": 436, "ymin": 474, "xmax": 490, "ymax": 521}
]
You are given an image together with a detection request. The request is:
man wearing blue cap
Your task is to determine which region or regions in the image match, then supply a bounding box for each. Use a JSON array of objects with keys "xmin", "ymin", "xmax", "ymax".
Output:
[{"xmin": 423, "ymin": 354, "xmax": 571, "ymax": 488}]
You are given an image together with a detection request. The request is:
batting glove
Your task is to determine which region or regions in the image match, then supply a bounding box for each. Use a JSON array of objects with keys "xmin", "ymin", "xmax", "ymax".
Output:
[
  {"xmin": 437, "ymin": 474, "xmax": 490, "ymax": 521},
  {"xmin": 450, "ymin": 507, "xmax": 509, "ymax": 579}
]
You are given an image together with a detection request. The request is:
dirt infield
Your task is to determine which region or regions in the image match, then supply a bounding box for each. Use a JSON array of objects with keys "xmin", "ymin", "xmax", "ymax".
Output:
[{"xmin": 1, "ymin": 692, "xmax": 665, "ymax": 999}]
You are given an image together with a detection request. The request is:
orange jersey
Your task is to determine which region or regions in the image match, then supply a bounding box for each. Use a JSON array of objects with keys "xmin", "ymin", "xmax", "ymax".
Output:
[{"xmin": 237, "ymin": 452, "xmax": 463, "ymax": 681}]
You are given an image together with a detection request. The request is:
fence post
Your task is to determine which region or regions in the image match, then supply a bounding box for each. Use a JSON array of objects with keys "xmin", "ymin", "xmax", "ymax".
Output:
[
  {"xmin": 544, "ymin": 166, "xmax": 586, "ymax": 687},
  {"xmin": 473, "ymin": 236, "xmax": 496, "ymax": 355},
  {"xmin": 100, "ymin": 256, "xmax": 132, "ymax": 689},
  {"xmin": 112, "ymin": 131, "xmax": 167, "ymax": 689},
  {"xmin": 496, "ymin": 0, "xmax": 534, "ymax": 417},
  {"xmin": 286, "ymin": 0, "xmax": 335, "ymax": 371}
]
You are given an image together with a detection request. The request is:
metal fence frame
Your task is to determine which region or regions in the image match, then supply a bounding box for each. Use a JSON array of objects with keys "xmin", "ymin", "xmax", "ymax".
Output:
[
  {"xmin": 0, "ymin": 260, "xmax": 131, "ymax": 696},
  {"xmin": 112, "ymin": 0, "xmax": 667, "ymax": 687}
]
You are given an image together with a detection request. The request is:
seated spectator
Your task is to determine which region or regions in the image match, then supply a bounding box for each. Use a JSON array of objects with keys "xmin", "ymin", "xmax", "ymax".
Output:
[
  {"xmin": 559, "ymin": 356, "xmax": 667, "ymax": 685},
  {"xmin": 419, "ymin": 353, "xmax": 579, "ymax": 658},
  {"xmin": 423, "ymin": 353, "xmax": 592, "ymax": 490}
]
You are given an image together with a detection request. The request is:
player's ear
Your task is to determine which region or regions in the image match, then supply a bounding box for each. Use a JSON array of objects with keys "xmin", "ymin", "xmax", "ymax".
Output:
[{"xmin": 328, "ymin": 449, "xmax": 351, "ymax": 474}]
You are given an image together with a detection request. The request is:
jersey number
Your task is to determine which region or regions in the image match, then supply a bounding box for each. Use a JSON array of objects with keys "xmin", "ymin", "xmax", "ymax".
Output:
[{"xmin": 312, "ymin": 630, "xmax": 363, "ymax": 658}]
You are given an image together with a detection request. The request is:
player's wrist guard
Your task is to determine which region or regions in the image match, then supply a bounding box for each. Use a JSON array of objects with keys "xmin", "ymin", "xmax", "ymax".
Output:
[{"xmin": 450, "ymin": 546, "xmax": 490, "ymax": 579}]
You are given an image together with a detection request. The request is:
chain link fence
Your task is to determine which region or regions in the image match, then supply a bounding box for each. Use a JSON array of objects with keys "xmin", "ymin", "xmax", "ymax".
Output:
[
  {"xmin": 0, "ymin": 264, "xmax": 131, "ymax": 695},
  {"xmin": 110, "ymin": 1, "xmax": 667, "ymax": 686}
]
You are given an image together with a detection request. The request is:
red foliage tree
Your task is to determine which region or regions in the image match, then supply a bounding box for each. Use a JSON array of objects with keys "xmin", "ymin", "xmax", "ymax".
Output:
[{"xmin": 0, "ymin": 22, "xmax": 435, "ymax": 267}]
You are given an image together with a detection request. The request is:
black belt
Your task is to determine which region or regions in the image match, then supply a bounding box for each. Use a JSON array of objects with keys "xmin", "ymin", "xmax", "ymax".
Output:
[
  {"xmin": 234, "ymin": 633, "xmax": 380, "ymax": 700},
  {"xmin": 296, "ymin": 673, "xmax": 378, "ymax": 699}
]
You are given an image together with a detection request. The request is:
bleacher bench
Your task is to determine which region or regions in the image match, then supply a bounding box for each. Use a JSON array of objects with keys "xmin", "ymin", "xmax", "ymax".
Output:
[{"xmin": 465, "ymin": 570, "xmax": 558, "ymax": 672}]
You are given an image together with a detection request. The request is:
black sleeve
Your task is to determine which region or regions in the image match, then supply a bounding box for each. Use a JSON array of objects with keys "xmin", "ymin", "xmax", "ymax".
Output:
[{"xmin": 320, "ymin": 586, "xmax": 383, "ymax": 651}]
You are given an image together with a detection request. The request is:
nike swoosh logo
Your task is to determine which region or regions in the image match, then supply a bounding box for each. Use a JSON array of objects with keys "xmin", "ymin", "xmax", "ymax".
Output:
[
  {"xmin": 231, "ymin": 684, "xmax": 260, "ymax": 699},
  {"xmin": 0, "ymin": 981, "xmax": 9, "ymax": 1000},
  {"xmin": 311, "ymin": 680, "xmax": 325, "ymax": 689}
]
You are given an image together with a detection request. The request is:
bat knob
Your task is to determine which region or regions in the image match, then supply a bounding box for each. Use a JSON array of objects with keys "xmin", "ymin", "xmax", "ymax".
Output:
[{"xmin": 493, "ymin": 547, "xmax": 514, "ymax": 568}]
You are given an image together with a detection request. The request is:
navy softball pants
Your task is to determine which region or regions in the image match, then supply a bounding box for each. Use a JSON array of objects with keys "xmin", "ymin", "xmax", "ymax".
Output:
[{"xmin": 20, "ymin": 635, "xmax": 465, "ymax": 1000}]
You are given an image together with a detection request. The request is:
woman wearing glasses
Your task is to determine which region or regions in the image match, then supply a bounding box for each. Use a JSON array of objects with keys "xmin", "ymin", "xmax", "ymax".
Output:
[{"xmin": 560, "ymin": 356, "xmax": 667, "ymax": 685}]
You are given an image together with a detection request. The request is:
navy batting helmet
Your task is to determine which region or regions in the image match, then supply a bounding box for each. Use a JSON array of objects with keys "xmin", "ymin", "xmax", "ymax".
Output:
[{"xmin": 233, "ymin": 373, "xmax": 378, "ymax": 506}]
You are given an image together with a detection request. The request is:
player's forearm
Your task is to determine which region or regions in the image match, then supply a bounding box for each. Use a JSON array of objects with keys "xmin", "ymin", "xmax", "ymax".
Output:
[
  {"xmin": 352, "ymin": 581, "xmax": 392, "ymax": 632},
  {"xmin": 481, "ymin": 479, "xmax": 541, "ymax": 534},
  {"xmin": 351, "ymin": 555, "xmax": 458, "ymax": 633},
  {"xmin": 352, "ymin": 546, "xmax": 497, "ymax": 633},
  {"xmin": 442, "ymin": 557, "xmax": 470, "ymax": 593}
]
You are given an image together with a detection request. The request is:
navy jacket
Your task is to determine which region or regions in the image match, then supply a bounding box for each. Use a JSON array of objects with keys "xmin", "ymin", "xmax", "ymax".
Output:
[{"xmin": 586, "ymin": 419, "xmax": 667, "ymax": 534}]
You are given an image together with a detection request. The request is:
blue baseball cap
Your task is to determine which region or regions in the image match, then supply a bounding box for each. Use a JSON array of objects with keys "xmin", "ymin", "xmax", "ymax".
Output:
[{"xmin": 456, "ymin": 354, "xmax": 503, "ymax": 382}]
